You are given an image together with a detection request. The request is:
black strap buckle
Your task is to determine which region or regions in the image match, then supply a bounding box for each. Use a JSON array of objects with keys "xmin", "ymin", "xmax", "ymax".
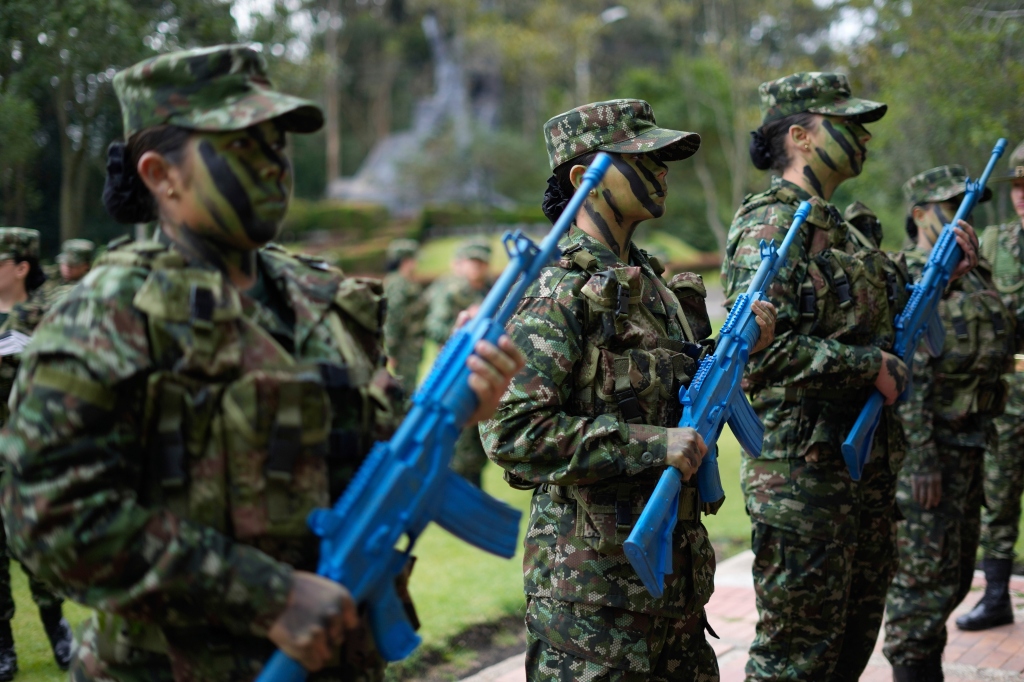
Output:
[
  {"xmin": 952, "ymin": 316, "xmax": 969, "ymax": 341},
  {"xmin": 614, "ymin": 389, "xmax": 644, "ymax": 424}
]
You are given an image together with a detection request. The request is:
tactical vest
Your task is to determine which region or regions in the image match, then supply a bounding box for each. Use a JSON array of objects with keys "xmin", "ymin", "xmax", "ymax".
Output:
[
  {"xmin": 736, "ymin": 186, "xmax": 911, "ymax": 351},
  {"xmin": 547, "ymin": 244, "xmax": 709, "ymax": 554},
  {"xmin": 914, "ymin": 255, "xmax": 1013, "ymax": 423}
]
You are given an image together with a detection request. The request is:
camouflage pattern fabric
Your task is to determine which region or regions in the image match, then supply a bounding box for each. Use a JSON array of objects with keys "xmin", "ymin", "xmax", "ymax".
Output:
[
  {"xmin": 58, "ymin": 238, "xmax": 97, "ymax": 266},
  {"xmin": 0, "ymin": 227, "xmax": 39, "ymax": 261},
  {"xmin": 990, "ymin": 139, "xmax": 1024, "ymax": 183},
  {"xmin": 758, "ymin": 72, "xmax": 887, "ymax": 126},
  {"xmin": 382, "ymin": 271, "xmax": 426, "ymax": 394},
  {"xmin": 884, "ymin": 443, "xmax": 984, "ymax": 665},
  {"xmin": 543, "ymin": 99, "xmax": 700, "ymax": 170},
  {"xmin": 114, "ymin": 45, "xmax": 323, "ymax": 138},
  {"xmin": 882, "ymin": 246, "xmax": 1010, "ymax": 665},
  {"xmin": 385, "ymin": 238, "xmax": 417, "ymax": 264},
  {"xmin": 978, "ymin": 220, "xmax": 1024, "ymax": 561},
  {"xmin": 0, "ymin": 238, "xmax": 403, "ymax": 681},
  {"xmin": 902, "ymin": 165, "xmax": 993, "ymax": 206},
  {"xmin": 524, "ymin": 597, "xmax": 718, "ymax": 681},
  {"xmin": 425, "ymin": 272, "xmax": 491, "ymax": 486},
  {"xmin": 722, "ymin": 178, "xmax": 907, "ymax": 680},
  {"xmin": 483, "ymin": 227, "xmax": 717, "ymax": 677},
  {"xmin": 843, "ymin": 201, "xmax": 884, "ymax": 249}
]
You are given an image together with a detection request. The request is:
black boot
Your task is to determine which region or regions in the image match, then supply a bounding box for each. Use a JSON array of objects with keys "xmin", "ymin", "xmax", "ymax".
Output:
[
  {"xmin": 955, "ymin": 557, "xmax": 1014, "ymax": 631},
  {"xmin": 924, "ymin": 650, "xmax": 944, "ymax": 682},
  {"xmin": 892, "ymin": 663, "xmax": 926, "ymax": 682},
  {"xmin": 0, "ymin": 621, "xmax": 16, "ymax": 682},
  {"xmin": 39, "ymin": 605, "xmax": 72, "ymax": 671}
]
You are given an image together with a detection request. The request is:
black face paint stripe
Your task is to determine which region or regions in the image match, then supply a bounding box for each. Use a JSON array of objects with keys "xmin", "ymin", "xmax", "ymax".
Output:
[
  {"xmin": 584, "ymin": 201, "xmax": 620, "ymax": 256},
  {"xmin": 634, "ymin": 156, "xmax": 666, "ymax": 196},
  {"xmin": 602, "ymin": 188, "xmax": 624, "ymax": 223},
  {"xmin": 802, "ymin": 166, "xmax": 825, "ymax": 197},
  {"xmin": 844, "ymin": 123, "xmax": 868, "ymax": 156},
  {"xmin": 247, "ymin": 124, "xmax": 291, "ymax": 194},
  {"xmin": 609, "ymin": 155, "xmax": 663, "ymax": 216},
  {"xmin": 199, "ymin": 139, "xmax": 256, "ymax": 237},
  {"xmin": 821, "ymin": 119, "xmax": 861, "ymax": 174},
  {"xmin": 814, "ymin": 147, "xmax": 838, "ymax": 171}
]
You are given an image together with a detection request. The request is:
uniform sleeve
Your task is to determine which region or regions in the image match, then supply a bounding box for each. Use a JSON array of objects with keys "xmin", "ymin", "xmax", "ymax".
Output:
[
  {"xmin": 724, "ymin": 217, "xmax": 883, "ymax": 390},
  {"xmin": 896, "ymin": 347, "xmax": 938, "ymax": 474},
  {"xmin": 0, "ymin": 297, "xmax": 292, "ymax": 638},
  {"xmin": 482, "ymin": 295, "xmax": 668, "ymax": 487},
  {"xmin": 424, "ymin": 281, "xmax": 456, "ymax": 345},
  {"xmin": 383, "ymin": 280, "xmax": 409, "ymax": 360}
]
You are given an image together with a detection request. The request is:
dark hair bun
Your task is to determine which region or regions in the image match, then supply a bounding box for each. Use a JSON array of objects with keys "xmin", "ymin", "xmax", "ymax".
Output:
[
  {"xmin": 542, "ymin": 175, "xmax": 571, "ymax": 224},
  {"xmin": 749, "ymin": 129, "xmax": 773, "ymax": 171},
  {"xmin": 103, "ymin": 142, "xmax": 157, "ymax": 224}
]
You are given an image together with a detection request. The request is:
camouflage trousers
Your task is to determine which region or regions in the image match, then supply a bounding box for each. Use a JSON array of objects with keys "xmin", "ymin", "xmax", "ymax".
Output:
[
  {"xmin": 745, "ymin": 452, "xmax": 899, "ymax": 681},
  {"xmin": 452, "ymin": 424, "xmax": 487, "ymax": 488},
  {"xmin": 883, "ymin": 444, "xmax": 984, "ymax": 666},
  {"xmin": 980, "ymin": 372, "xmax": 1024, "ymax": 560},
  {"xmin": 524, "ymin": 597, "xmax": 719, "ymax": 681},
  {"xmin": 0, "ymin": 506, "xmax": 62, "ymax": 620}
]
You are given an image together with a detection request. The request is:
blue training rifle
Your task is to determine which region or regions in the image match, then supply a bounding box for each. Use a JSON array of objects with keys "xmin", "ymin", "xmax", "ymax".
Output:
[
  {"xmin": 257, "ymin": 152, "xmax": 613, "ymax": 681},
  {"xmin": 840, "ymin": 139, "xmax": 1008, "ymax": 480},
  {"xmin": 624, "ymin": 200, "xmax": 811, "ymax": 598}
]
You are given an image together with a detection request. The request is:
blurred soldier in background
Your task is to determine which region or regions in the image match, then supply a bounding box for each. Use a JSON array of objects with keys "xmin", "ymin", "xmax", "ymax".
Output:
[
  {"xmin": 958, "ymin": 140, "xmax": 1024, "ymax": 632},
  {"xmin": 57, "ymin": 239, "xmax": 96, "ymax": 284},
  {"xmin": 425, "ymin": 238, "xmax": 493, "ymax": 487},
  {"xmin": 883, "ymin": 166, "xmax": 1010, "ymax": 680},
  {"xmin": 382, "ymin": 238, "xmax": 427, "ymax": 394},
  {"xmin": 0, "ymin": 228, "xmax": 74, "ymax": 679}
]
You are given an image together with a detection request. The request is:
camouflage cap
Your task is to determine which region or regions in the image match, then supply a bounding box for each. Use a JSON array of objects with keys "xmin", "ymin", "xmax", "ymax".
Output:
[
  {"xmin": 759, "ymin": 72, "xmax": 887, "ymax": 126},
  {"xmin": 0, "ymin": 228, "xmax": 40, "ymax": 261},
  {"xmin": 903, "ymin": 164, "xmax": 993, "ymax": 207},
  {"xmin": 543, "ymin": 99, "xmax": 701, "ymax": 171},
  {"xmin": 990, "ymin": 140, "xmax": 1024, "ymax": 183},
  {"xmin": 843, "ymin": 201, "xmax": 877, "ymax": 223},
  {"xmin": 386, "ymin": 238, "xmax": 419, "ymax": 262},
  {"xmin": 114, "ymin": 44, "xmax": 324, "ymax": 139},
  {"xmin": 455, "ymin": 238, "xmax": 492, "ymax": 263},
  {"xmin": 57, "ymin": 238, "xmax": 96, "ymax": 266}
]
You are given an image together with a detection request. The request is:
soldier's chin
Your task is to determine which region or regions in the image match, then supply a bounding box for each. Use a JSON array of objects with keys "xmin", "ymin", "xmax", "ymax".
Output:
[{"xmin": 245, "ymin": 219, "xmax": 282, "ymax": 247}]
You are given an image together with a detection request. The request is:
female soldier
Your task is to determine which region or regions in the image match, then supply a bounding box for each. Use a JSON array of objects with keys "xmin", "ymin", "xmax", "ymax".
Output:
[
  {"xmin": 722, "ymin": 73, "xmax": 979, "ymax": 681},
  {"xmin": 484, "ymin": 100, "xmax": 776, "ymax": 681},
  {"xmin": 0, "ymin": 45, "xmax": 522, "ymax": 681},
  {"xmin": 883, "ymin": 165, "xmax": 1011, "ymax": 681}
]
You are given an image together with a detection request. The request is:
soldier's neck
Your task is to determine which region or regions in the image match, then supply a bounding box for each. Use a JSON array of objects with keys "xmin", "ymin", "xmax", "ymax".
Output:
[
  {"xmin": 159, "ymin": 221, "xmax": 258, "ymax": 291},
  {"xmin": 0, "ymin": 286, "xmax": 28, "ymax": 314},
  {"xmin": 780, "ymin": 163, "xmax": 845, "ymax": 202},
  {"xmin": 574, "ymin": 199, "xmax": 641, "ymax": 260}
]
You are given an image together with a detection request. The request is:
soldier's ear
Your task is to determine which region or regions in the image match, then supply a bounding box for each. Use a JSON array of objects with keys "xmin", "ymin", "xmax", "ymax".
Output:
[
  {"xmin": 568, "ymin": 164, "xmax": 588, "ymax": 190},
  {"xmin": 911, "ymin": 205, "xmax": 929, "ymax": 224}
]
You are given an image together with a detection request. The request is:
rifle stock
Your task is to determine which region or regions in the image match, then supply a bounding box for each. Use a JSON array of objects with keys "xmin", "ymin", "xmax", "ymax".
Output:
[
  {"xmin": 257, "ymin": 154, "xmax": 613, "ymax": 681},
  {"xmin": 840, "ymin": 139, "xmax": 1008, "ymax": 480},
  {"xmin": 624, "ymin": 201, "xmax": 812, "ymax": 598}
]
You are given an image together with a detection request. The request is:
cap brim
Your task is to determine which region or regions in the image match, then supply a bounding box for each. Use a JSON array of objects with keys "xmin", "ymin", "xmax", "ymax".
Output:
[
  {"xmin": 598, "ymin": 127, "xmax": 702, "ymax": 162},
  {"xmin": 989, "ymin": 173, "xmax": 1024, "ymax": 184},
  {"xmin": 173, "ymin": 87, "xmax": 325, "ymax": 134},
  {"xmin": 809, "ymin": 97, "xmax": 888, "ymax": 124},
  {"xmin": 922, "ymin": 185, "xmax": 994, "ymax": 205}
]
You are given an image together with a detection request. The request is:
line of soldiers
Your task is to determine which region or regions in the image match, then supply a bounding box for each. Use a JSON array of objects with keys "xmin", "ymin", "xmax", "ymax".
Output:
[{"xmin": 0, "ymin": 40, "xmax": 1019, "ymax": 682}]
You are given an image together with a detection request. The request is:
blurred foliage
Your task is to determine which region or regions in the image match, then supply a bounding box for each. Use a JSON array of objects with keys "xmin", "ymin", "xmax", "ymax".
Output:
[
  {"xmin": 2, "ymin": 0, "xmax": 1022, "ymax": 257},
  {"xmin": 417, "ymin": 203, "xmax": 546, "ymax": 233},
  {"xmin": 282, "ymin": 198, "xmax": 389, "ymax": 241}
]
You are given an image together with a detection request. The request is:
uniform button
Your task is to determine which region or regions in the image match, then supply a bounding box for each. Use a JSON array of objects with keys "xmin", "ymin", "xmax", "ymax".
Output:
[{"xmin": 641, "ymin": 451, "xmax": 654, "ymax": 464}]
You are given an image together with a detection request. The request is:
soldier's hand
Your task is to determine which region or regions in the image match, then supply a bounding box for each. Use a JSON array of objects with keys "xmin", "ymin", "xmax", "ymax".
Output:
[
  {"xmin": 665, "ymin": 427, "xmax": 708, "ymax": 481},
  {"xmin": 912, "ymin": 472, "xmax": 942, "ymax": 509},
  {"xmin": 950, "ymin": 220, "xmax": 980, "ymax": 280},
  {"xmin": 466, "ymin": 335, "xmax": 525, "ymax": 424},
  {"xmin": 453, "ymin": 304, "xmax": 482, "ymax": 330},
  {"xmin": 267, "ymin": 572, "xmax": 359, "ymax": 672},
  {"xmin": 750, "ymin": 300, "xmax": 778, "ymax": 354},
  {"xmin": 874, "ymin": 351, "xmax": 909, "ymax": 405}
]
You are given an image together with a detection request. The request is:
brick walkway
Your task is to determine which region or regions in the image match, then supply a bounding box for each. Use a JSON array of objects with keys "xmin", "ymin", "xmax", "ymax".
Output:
[{"xmin": 464, "ymin": 551, "xmax": 1024, "ymax": 681}]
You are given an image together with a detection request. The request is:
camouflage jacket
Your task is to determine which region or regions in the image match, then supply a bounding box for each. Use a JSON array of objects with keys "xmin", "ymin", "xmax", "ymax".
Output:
[
  {"xmin": 0, "ymin": 239, "xmax": 402, "ymax": 679},
  {"xmin": 0, "ymin": 287, "xmax": 54, "ymax": 427},
  {"xmin": 483, "ymin": 226, "xmax": 715, "ymax": 619},
  {"xmin": 897, "ymin": 248, "xmax": 1012, "ymax": 473},
  {"xmin": 722, "ymin": 177, "xmax": 909, "ymax": 463},
  {"xmin": 424, "ymin": 274, "xmax": 491, "ymax": 345},
  {"xmin": 980, "ymin": 220, "xmax": 1024, "ymax": 354},
  {"xmin": 382, "ymin": 272, "xmax": 427, "ymax": 388}
]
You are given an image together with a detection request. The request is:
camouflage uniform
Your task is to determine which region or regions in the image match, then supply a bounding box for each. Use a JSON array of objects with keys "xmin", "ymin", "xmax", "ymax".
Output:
[
  {"xmin": 382, "ymin": 239, "xmax": 426, "ymax": 394},
  {"xmin": 425, "ymin": 239, "xmax": 492, "ymax": 487},
  {"xmin": 485, "ymin": 100, "xmax": 717, "ymax": 681},
  {"xmin": 0, "ymin": 229, "xmax": 65, "ymax": 627},
  {"xmin": 723, "ymin": 74, "xmax": 907, "ymax": 682},
  {"xmin": 883, "ymin": 166, "xmax": 1012, "ymax": 667},
  {"xmin": 0, "ymin": 47, "xmax": 404, "ymax": 682}
]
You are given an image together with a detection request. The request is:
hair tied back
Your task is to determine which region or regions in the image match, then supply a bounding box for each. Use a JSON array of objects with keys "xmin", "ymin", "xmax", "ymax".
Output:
[{"xmin": 103, "ymin": 141, "xmax": 157, "ymax": 224}]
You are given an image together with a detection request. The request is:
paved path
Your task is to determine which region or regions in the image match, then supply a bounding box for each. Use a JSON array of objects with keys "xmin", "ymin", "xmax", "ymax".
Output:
[{"xmin": 465, "ymin": 551, "xmax": 1024, "ymax": 681}]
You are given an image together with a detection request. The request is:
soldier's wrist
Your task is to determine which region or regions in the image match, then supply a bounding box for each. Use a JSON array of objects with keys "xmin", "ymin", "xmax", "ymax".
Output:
[{"xmin": 622, "ymin": 423, "xmax": 668, "ymax": 475}]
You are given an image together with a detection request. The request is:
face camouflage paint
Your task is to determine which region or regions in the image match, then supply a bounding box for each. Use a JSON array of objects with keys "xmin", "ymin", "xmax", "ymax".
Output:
[
  {"xmin": 607, "ymin": 154, "xmax": 668, "ymax": 220},
  {"xmin": 820, "ymin": 118, "xmax": 869, "ymax": 177},
  {"xmin": 188, "ymin": 120, "xmax": 292, "ymax": 248}
]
